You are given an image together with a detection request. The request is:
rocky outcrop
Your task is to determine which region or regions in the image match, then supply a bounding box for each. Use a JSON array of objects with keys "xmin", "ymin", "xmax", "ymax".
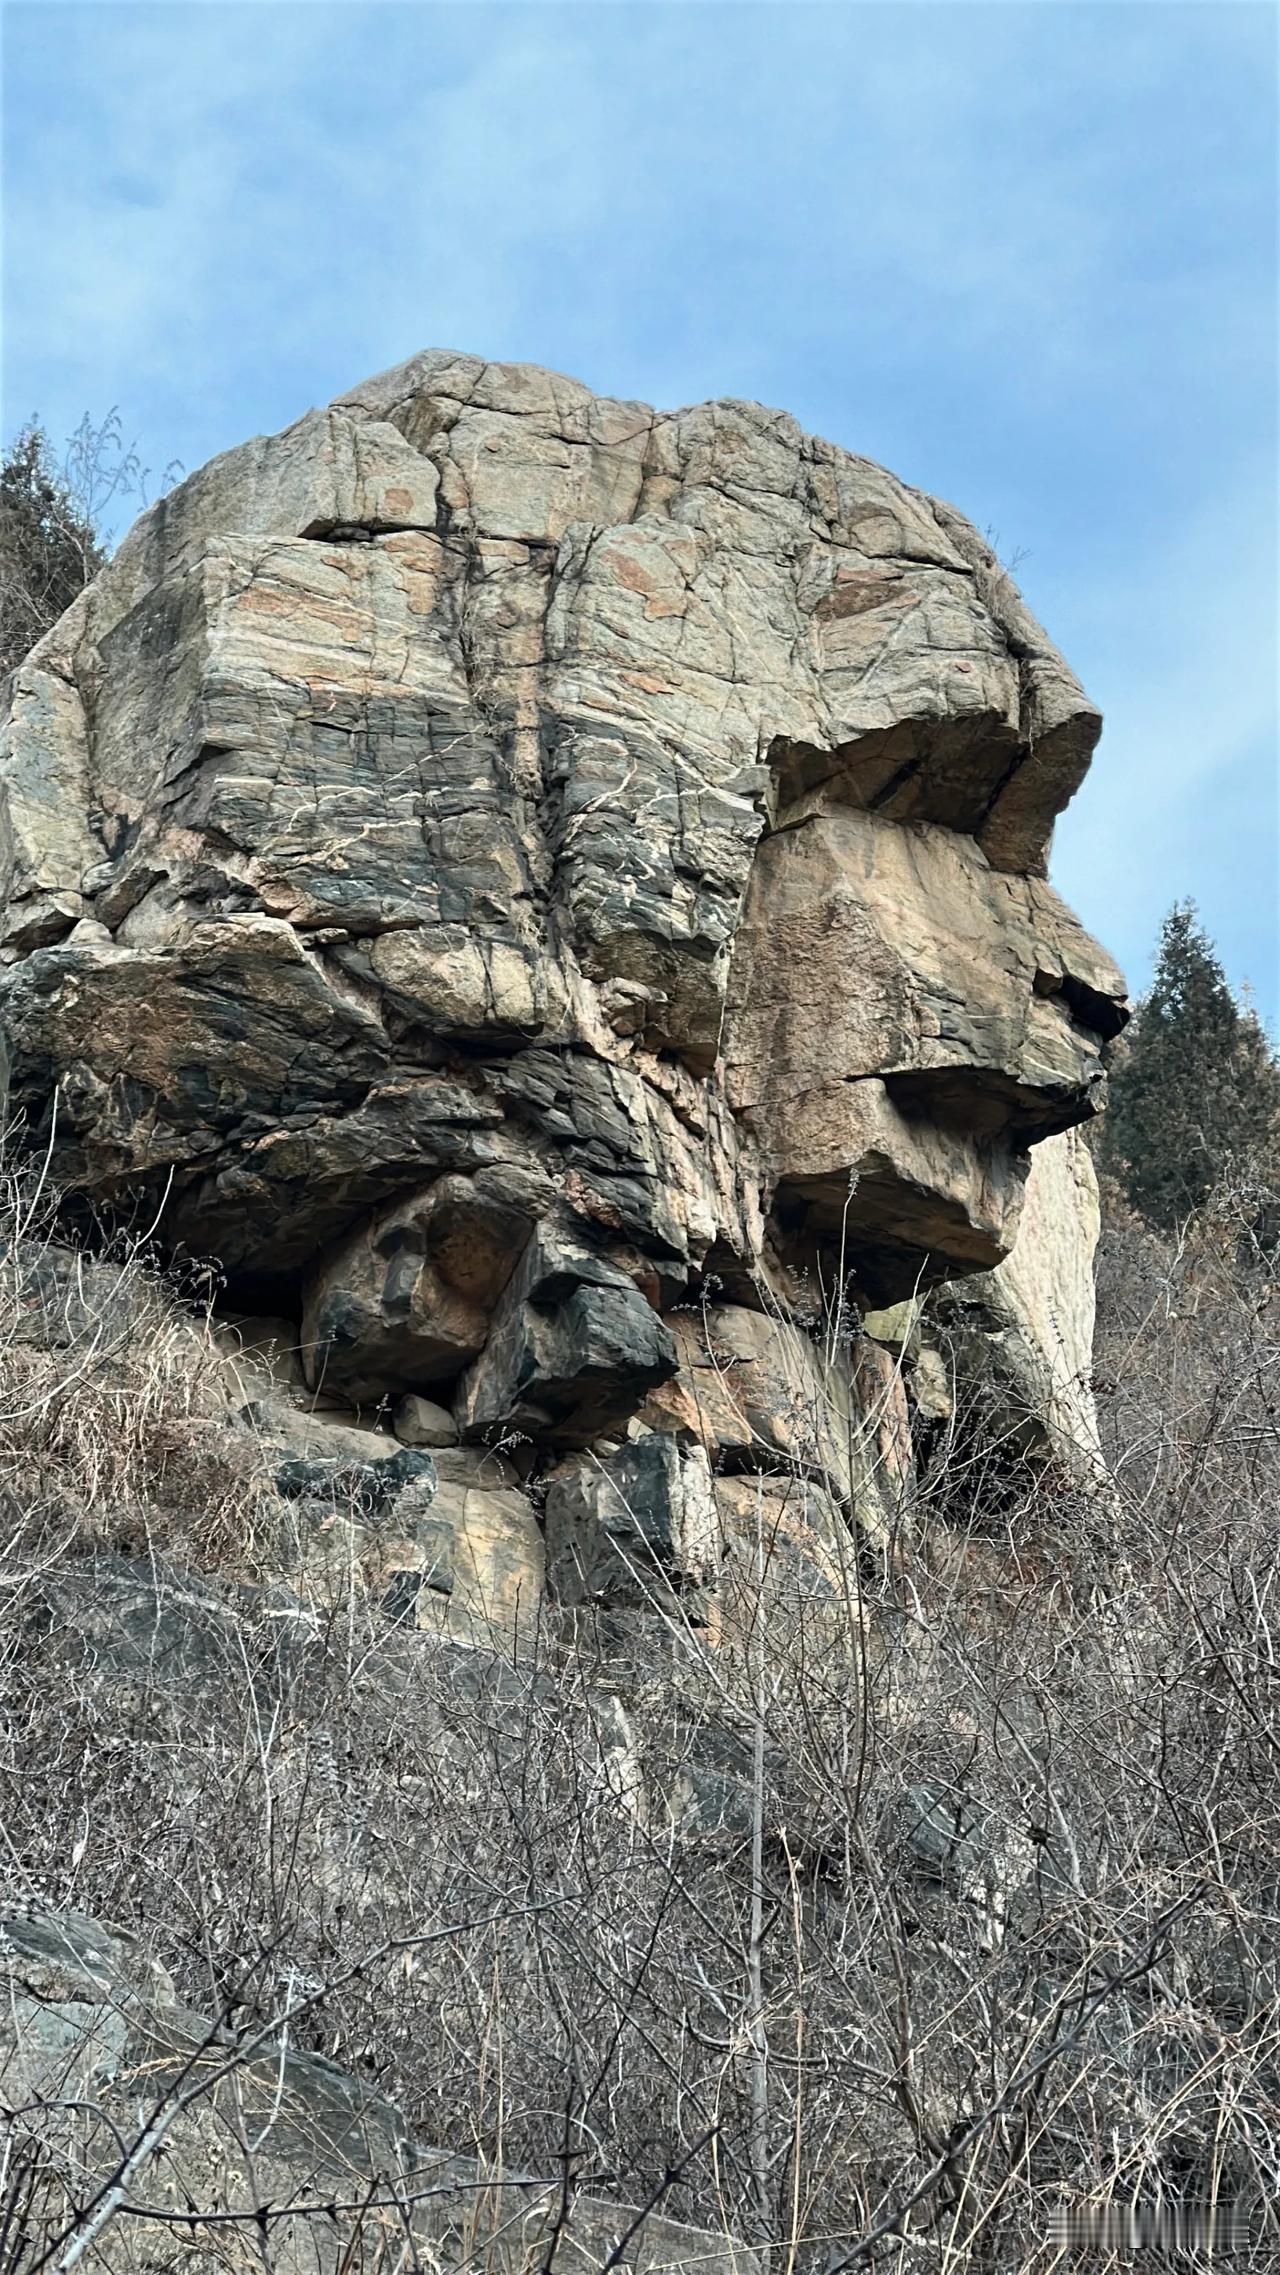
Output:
[
  {"xmin": 860, "ymin": 1128, "xmax": 1109, "ymax": 1492},
  {"xmin": 0, "ymin": 353, "xmax": 1125, "ymax": 1597},
  {"xmin": 930, "ymin": 1126, "xmax": 1109, "ymax": 1481}
]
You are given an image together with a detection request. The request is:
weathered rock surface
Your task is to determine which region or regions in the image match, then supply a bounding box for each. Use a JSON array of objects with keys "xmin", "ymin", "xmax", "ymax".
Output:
[
  {"xmin": 925, "ymin": 1126, "xmax": 1109, "ymax": 1482},
  {"xmin": 856, "ymin": 1126, "xmax": 1109, "ymax": 1486},
  {"xmin": 300, "ymin": 1168, "xmax": 546, "ymax": 1403},
  {"xmin": 393, "ymin": 1389, "xmax": 460, "ymax": 1446},
  {"xmin": 724, "ymin": 810, "xmax": 1123, "ymax": 1297},
  {"xmin": 545, "ymin": 1433, "xmax": 718, "ymax": 1615},
  {"xmin": 0, "ymin": 352, "xmax": 1125, "ymax": 1570}
]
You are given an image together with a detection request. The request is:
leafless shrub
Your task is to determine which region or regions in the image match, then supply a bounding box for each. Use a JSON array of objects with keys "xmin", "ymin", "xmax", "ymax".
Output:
[
  {"xmin": 1, "ymin": 1178, "xmax": 1277, "ymax": 2269},
  {"xmin": 0, "ymin": 1173, "xmax": 276, "ymax": 1576}
]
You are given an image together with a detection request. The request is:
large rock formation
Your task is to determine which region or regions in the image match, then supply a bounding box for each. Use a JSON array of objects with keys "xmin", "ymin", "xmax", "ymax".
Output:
[{"xmin": 0, "ymin": 353, "xmax": 1125, "ymax": 1558}]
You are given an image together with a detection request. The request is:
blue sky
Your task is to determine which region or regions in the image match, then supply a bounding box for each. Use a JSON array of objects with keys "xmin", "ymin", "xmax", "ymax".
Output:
[{"xmin": 4, "ymin": 0, "xmax": 1277, "ymax": 1025}]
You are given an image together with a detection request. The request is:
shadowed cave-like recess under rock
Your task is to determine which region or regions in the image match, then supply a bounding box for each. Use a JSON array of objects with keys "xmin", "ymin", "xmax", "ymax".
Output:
[{"xmin": 0, "ymin": 349, "xmax": 1127, "ymax": 1625}]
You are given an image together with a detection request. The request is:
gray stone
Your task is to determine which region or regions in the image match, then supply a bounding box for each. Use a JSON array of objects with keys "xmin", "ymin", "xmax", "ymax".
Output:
[
  {"xmin": 0, "ymin": 1900, "xmax": 762, "ymax": 2275},
  {"xmin": 393, "ymin": 1391, "xmax": 460, "ymax": 1447},
  {"xmin": 301, "ymin": 1168, "xmax": 550, "ymax": 1404},
  {"xmin": 272, "ymin": 1443, "xmax": 435, "ymax": 1516},
  {"xmin": 23, "ymin": 1556, "xmax": 318, "ymax": 1703},
  {"xmin": 895, "ymin": 1781, "xmax": 1036, "ymax": 1949},
  {"xmin": 236, "ymin": 1395, "xmax": 401, "ymax": 1467},
  {"xmin": 456, "ymin": 1223, "xmax": 678, "ymax": 1447},
  {"xmin": 544, "ymin": 1433, "xmax": 717, "ymax": 1611}
]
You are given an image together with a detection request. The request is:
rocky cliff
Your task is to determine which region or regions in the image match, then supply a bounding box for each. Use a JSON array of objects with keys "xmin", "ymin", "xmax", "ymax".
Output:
[
  {"xmin": 0, "ymin": 353, "xmax": 1123, "ymax": 1512},
  {"xmin": 0, "ymin": 354, "xmax": 1140, "ymax": 2273}
]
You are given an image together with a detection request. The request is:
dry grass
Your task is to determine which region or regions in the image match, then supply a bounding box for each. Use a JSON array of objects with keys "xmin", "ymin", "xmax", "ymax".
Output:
[
  {"xmin": 1, "ymin": 1175, "xmax": 1278, "ymax": 2271},
  {"xmin": 0, "ymin": 1176, "xmax": 294, "ymax": 1577}
]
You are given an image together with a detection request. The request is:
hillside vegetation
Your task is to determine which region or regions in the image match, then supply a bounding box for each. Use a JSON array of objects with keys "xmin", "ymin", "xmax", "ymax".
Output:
[
  {"xmin": 1, "ymin": 1165, "xmax": 1276, "ymax": 2271},
  {"xmin": 3, "ymin": 377, "xmax": 1277, "ymax": 2272}
]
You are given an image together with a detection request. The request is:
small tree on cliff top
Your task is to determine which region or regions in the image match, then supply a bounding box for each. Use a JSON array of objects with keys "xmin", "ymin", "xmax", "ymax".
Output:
[
  {"xmin": 1100, "ymin": 900, "xmax": 1280, "ymax": 1228},
  {"xmin": 0, "ymin": 420, "xmax": 105, "ymax": 675},
  {"xmin": 0, "ymin": 410, "xmax": 172, "ymax": 678}
]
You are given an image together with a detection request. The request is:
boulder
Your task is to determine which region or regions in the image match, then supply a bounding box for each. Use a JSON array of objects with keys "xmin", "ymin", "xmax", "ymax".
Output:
[
  {"xmin": 703, "ymin": 1470, "xmax": 877, "ymax": 1697},
  {"xmin": 544, "ymin": 1432, "xmax": 718, "ymax": 1614},
  {"xmin": 455, "ymin": 1223, "xmax": 678, "ymax": 1447},
  {"xmin": 301, "ymin": 1167, "xmax": 549, "ymax": 1403},
  {"xmin": 393, "ymin": 1391, "xmax": 460, "ymax": 1447},
  {"xmin": 634, "ymin": 1311, "xmax": 758, "ymax": 1452},
  {"xmin": 894, "ymin": 1780, "xmax": 1037, "ymax": 1950},
  {"xmin": 23, "ymin": 1555, "xmax": 320, "ymax": 1706},
  {"xmin": 270, "ymin": 1440, "xmax": 435, "ymax": 1517}
]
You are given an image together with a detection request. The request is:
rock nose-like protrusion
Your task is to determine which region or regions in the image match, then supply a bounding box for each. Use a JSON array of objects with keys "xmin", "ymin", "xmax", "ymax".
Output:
[{"xmin": 0, "ymin": 350, "xmax": 1126, "ymax": 1440}]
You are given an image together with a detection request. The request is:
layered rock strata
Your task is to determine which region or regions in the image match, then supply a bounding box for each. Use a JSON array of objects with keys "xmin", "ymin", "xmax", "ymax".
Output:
[{"xmin": 0, "ymin": 354, "xmax": 1125, "ymax": 1621}]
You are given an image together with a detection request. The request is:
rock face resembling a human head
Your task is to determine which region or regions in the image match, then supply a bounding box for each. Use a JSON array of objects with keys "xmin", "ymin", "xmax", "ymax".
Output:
[{"xmin": 0, "ymin": 353, "xmax": 1126, "ymax": 1441}]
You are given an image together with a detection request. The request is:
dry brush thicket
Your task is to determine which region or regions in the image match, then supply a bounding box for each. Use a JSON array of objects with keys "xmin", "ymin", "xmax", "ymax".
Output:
[{"xmin": 1, "ymin": 1174, "xmax": 1277, "ymax": 2272}]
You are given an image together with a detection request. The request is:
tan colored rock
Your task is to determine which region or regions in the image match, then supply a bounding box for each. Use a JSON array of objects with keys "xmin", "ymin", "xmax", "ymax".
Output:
[
  {"xmin": 852, "ymin": 1338, "xmax": 916, "ymax": 1503},
  {"xmin": 927, "ymin": 1127, "xmax": 1108, "ymax": 1482},
  {"xmin": 723, "ymin": 806, "xmax": 1123, "ymax": 1297},
  {"xmin": 430, "ymin": 1442, "xmax": 524, "ymax": 1490},
  {"xmin": 711, "ymin": 1472, "xmax": 863, "ymax": 1672},
  {"xmin": 376, "ymin": 1474, "xmax": 546, "ymax": 1648},
  {"xmin": 634, "ymin": 1311, "xmax": 757, "ymax": 1454},
  {"xmin": 859, "ymin": 1296, "xmax": 923, "ymax": 1354},
  {"xmin": 635, "ymin": 1302, "xmax": 900, "ymax": 1537},
  {"xmin": 0, "ymin": 651, "xmax": 99, "ymax": 952},
  {"xmin": 0, "ymin": 352, "xmax": 1126, "ymax": 1499},
  {"xmin": 237, "ymin": 1397, "xmax": 401, "ymax": 1471},
  {"xmin": 909, "ymin": 1343, "xmax": 955, "ymax": 1423},
  {"xmin": 995, "ymin": 1128, "xmax": 1105, "ymax": 1463},
  {"xmin": 702, "ymin": 1303, "xmax": 870, "ymax": 1507},
  {"xmin": 246, "ymin": 1408, "xmax": 544, "ymax": 1650}
]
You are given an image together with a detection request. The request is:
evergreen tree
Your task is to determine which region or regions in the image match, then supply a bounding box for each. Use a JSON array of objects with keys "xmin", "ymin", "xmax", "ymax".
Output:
[
  {"xmin": 1099, "ymin": 901, "xmax": 1280, "ymax": 1227},
  {"xmin": 0, "ymin": 410, "xmax": 169, "ymax": 678},
  {"xmin": 0, "ymin": 421, "xmax": 105, "ymax": 676}
]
